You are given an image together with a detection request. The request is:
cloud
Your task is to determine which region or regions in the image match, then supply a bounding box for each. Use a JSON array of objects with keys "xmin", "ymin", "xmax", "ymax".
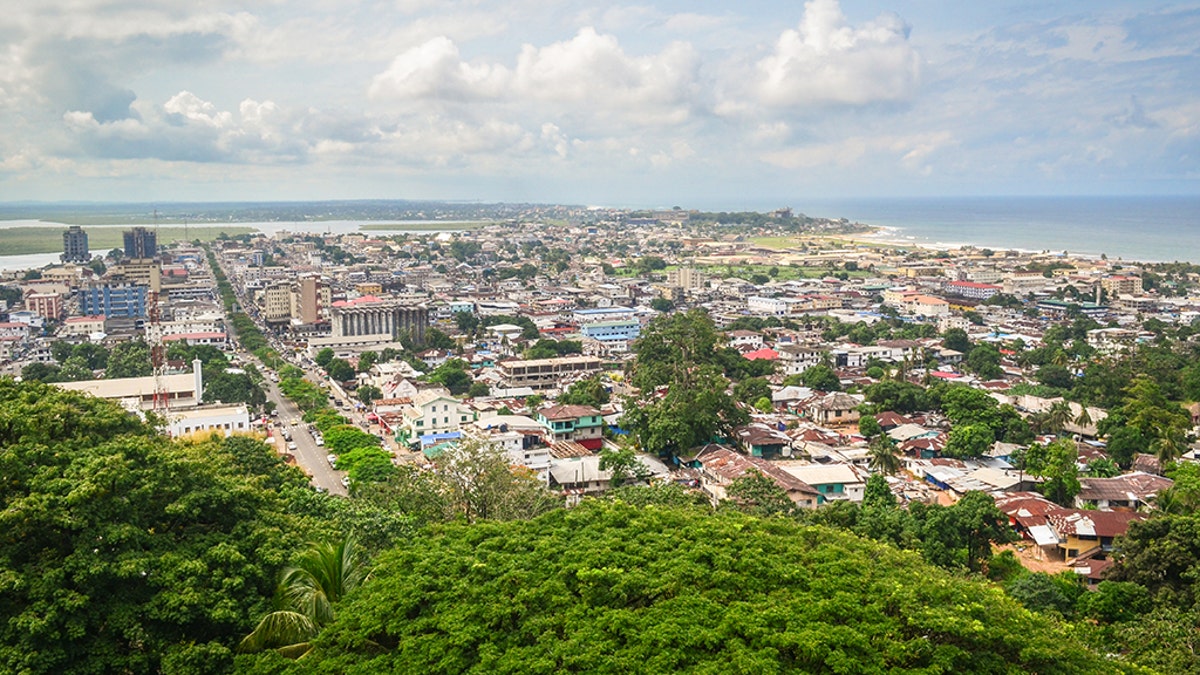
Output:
[
  {"xmin": 369, "ymin": 28, "xmax": 699, "ymax": 126},
  {"xmin": 63, "ymin": 91, "xmax": 308, "ymax": 163},
  {"xmin": 756, "ymin": 0, "xmax": 920, "ymax": 107},
  {"xmin": 761, "ymin": 131, "xmax": 952, "ymax": 171},
  {"xmin": 369, "ymin": 36, "xmax": 509, "ymax": 101}
]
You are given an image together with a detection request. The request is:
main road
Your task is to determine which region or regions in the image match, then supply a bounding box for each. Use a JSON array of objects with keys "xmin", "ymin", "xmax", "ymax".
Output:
[
  {"xmin": 210, "ymin": 249, "xmax": 348, "ymax": 495},
  {"xmin": 263, "ymin": 377, "xmax": 348, "ymax": 496}
]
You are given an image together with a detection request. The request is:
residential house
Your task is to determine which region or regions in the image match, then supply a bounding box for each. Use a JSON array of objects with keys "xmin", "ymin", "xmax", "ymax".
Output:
[
  {"xmin": 398, "ymin": 389, "xmax": 474, "ymax": 444},
  {"xmin": 693, "ymin": 444, "xmax": 819, "ymax": 509},
  {"xmin": 777, "ymin": 462, "xmax": 866, "ymax": 504},
  {"xmin": 1075, "ymin": 472, "xmax": 1173, "ymax": 511},
  {"xmin": 537, "ymin": 404, "xmax": 605, "ymax": 451},
  {"xmin": 805, "ymin": 392, "xmax": 862, "ymax": 426}
]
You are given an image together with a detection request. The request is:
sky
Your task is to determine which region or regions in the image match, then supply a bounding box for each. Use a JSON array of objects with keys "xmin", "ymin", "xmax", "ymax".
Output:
[{"xmin": 1, "ymin": 0, "xmax": 1198, "ymax": 207}]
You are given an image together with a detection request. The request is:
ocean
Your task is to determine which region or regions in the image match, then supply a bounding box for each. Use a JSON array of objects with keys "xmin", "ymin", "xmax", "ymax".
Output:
[{"xmin": 790, "ymin": 196, "xmax": 1200, "ymax": 264}]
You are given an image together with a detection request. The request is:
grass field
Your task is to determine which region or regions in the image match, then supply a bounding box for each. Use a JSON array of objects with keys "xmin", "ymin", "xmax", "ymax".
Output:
[
  {"xmin": 0, "ymin": 226, "xmax": 259, "ymax": 255},
  {"xmin": 748, "ymin": 236, "xmax": 806, "ymax": 250},
  {"xmin": 358, "ymin": 222, "xmax": 488, "ymax": 232}
]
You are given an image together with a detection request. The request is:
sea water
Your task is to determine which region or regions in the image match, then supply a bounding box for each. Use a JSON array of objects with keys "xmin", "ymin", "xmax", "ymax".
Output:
[{"xmin": 796, "ymin": 196, "xmax": 1200, "ymax": 264}]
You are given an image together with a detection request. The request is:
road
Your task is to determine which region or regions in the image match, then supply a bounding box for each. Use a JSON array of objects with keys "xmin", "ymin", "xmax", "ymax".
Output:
[
  {"xmin": 263, "ymin": 378, "xmax": 348, "ymax": 496},
  {"xmin": 210, "ymin": 250, "xmax": 348, "ymax": 495}
]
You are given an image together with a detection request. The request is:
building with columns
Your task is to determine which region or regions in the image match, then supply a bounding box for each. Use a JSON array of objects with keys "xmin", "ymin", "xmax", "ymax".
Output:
[{"xmin": 331, "ymin": 297, "xmax": 428, "ymax": 344}]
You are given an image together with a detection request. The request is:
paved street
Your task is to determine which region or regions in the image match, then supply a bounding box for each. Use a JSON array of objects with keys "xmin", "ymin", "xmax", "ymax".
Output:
[{"xmin": 263, "ymin": 372, "xmax": 348, "ymax": 496}]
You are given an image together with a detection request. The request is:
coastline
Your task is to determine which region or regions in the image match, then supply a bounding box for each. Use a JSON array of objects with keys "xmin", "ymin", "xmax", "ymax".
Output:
[{"xmin": 827, "ymin": 223, "xmax": 1118, "ymax": 263}]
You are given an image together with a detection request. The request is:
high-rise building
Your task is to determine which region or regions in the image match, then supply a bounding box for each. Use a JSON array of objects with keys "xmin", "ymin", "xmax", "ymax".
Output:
[
  {"xmin": 62, "ymin": 226, "xmax": 89, "ymax": 263},
  {"xmin": 123, "ymin": 227, "xmax": 157, "ymax": 259}
]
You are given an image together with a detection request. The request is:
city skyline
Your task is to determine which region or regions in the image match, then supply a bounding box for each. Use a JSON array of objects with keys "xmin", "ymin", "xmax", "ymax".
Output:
[{"xmin": 1, "ymin": 0, "xmax": 1198, "ymax": 205}]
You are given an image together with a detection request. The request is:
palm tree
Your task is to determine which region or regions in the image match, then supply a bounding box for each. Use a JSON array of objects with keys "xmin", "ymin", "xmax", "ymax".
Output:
[
  {"xmin": 1150, "ymin": 423, "xmax": 1188, "ymax": 465},
  {"xmin": 1045, "ymin": 401, "xmax": 1073, "ymax": 435},
  {"xmin": 1073, "ymin": 404, "xmax": 1093, "ymax": 432},
  {"xmin": 868, "ymin": 435, "xmax": 903, "ymax": 476},
  {"xmin": 239, "ymin": 536, "xmax": 366, "ymax": 657}
]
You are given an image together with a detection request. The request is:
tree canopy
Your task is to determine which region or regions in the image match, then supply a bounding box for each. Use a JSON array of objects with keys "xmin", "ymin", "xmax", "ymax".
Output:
[
  {"xmin": 0, "ymin": 380, "xmax": 318, "ymax": 674},
  {"xmin": 247, "ymin": 501, "xmax": 1126, "ymax": 674}
]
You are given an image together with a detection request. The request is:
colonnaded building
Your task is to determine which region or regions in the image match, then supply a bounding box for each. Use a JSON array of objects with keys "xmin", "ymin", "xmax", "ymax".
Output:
[{"xmin": 330, "ymin": 297, "xmax": 428, "ymax": 343}]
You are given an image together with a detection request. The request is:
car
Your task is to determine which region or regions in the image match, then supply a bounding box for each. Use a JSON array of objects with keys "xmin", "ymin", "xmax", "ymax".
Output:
[
  {"xmin": 314, "ymin": 436, "xmax": 324, "ymax": 446},
  {"xmin": 341, "ymin": 476, "xmax": 351, "ymax": 488},
  {"xmin": 327, "ymin": 454, "xmax": 338, "ymax": 466},
  {"xmin": 287, "ymin": 442, "xmax": 298, "ymax": 451}
]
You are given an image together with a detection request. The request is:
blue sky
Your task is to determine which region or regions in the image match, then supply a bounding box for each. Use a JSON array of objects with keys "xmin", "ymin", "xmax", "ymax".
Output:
[{"xmin": 1, "ymin": 0, "xmax": 1197, "ymax": 206}]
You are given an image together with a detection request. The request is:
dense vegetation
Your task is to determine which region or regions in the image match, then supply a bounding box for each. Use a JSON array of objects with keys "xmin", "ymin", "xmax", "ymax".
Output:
[{"xmin": 241, "ymin": 501, "xmax": 1126, "ymax": 675}]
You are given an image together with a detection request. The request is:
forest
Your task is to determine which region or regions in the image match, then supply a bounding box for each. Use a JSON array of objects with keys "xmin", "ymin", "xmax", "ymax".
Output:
[{"xmin": 2, "ymin": 375, "xmax": 1199, "ymax": 673}]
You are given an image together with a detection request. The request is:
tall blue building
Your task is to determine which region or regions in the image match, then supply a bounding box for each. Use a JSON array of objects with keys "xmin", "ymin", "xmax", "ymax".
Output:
[{"xmin": 78, "ymin": 284, "xmax": 148, "ymax": 318}]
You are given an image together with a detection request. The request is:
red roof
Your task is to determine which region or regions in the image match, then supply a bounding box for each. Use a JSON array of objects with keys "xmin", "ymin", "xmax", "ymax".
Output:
[{"xmin": 743, "ymin": 348, "xmax": 780, "ymax": 361}]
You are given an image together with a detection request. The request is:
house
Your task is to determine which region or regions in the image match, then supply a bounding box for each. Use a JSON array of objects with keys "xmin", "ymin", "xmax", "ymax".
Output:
[
  {"xmin": 465, "ymin": 415, "xmax": 551, "ymax": 481},
  {"xmin": 777, "ymin": 462, "xmax": 866, "ymax": 504},
  {"xmin": 548, "ymin": 453, "xmax": 669, "ymax": 500},
  {"xmin": 537, "ymin": 404, "xmax": 605, "ymax": 451},
  {"xmin": 727, "ymin": 329, "xmax": 764, "ymax": 350},
  {"xmin": 805, "ymin": 392, "xmax": 862, "ymax": 426},
  {"xmin": 693, "ymin": 444, "xmax": 818, "ymax": 509},
  {"xmin": 1047, "ymin": 509, "xmax": 1146, "ymax": 560},
  {"xmin": 733, "ymin": 423, "xmax": 792, "ymax": 459},
  {"xmin": 1075, "ymin": 472, "xmax": 1173, "ymax": 511},
  {"xmin": 397, "ymin": 390, "xmax": 473, "ymax": 444}
]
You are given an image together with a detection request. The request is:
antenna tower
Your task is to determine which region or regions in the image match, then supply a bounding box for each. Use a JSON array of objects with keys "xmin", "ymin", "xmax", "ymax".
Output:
[{"xmin": 149, "ymin": 287, "xmax": 170, "ymax": 418}]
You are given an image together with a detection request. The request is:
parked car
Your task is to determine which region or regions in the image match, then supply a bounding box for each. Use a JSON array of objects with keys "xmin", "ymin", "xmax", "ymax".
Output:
[{"xmin": 327, "ymin": 454, "xmax": 338, "ymax": 467}]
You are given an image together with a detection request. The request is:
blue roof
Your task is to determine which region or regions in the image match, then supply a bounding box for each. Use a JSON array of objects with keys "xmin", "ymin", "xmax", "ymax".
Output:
[{"xmin": 419, "ymin": 431, "xmax": 462, "ymax": 444}]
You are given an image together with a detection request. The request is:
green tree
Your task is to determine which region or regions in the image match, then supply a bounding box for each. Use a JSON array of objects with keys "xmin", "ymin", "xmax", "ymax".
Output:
[
  {"xmin": 942, "ymin": 327, "xmax": 971, "ymax": 353},
  {"xmin": 725, "ymin": 469, "xmax": 795, "ymax": 517},
  {"xmin": 273, "ymin": 501, "xmax": 1118, "ymax": 674},
  {"xmin": 1083, "ymin": 457, "xmax": 1121, "ymax": 478},
  {"xmin": 325, "ymin": 358, "xmax": 355, "ymax": 383},
  {"xmin": 649, "ymin": 297, "xmax": 674, "ymax": 312},
  {"xmin": 1031, "ymin": 440, "xmax": 1081, "ymax": 506},
  {"xmin": 106, "ymin": 339, "xmax": 153, "ymax": 378},
  {"xmin": 965, "ymin": 343, "xmax": 1004, "ymax": 380},
  {"xmin": 558, "ymin": 376, "xmax": 610, "ymax": 407},
  {"xmin": 0, "ymin": 381, "xmax": 315, "ymax": 675},
  {"xmin": 598, "ymin": 445, "xmax": 648, "ymax": 488},
  {"xmin": 434, "ymin": 439, "xmax": 559, "ymax": 523},
  {"xmin": 1005, "ymin": 572, "xmax": 1083, "ymax": 617},
  {"xmin": 356, "ymin": 384, "xmax": 383, "ymax": 404},
  {"xmin": 868, "ymin": 434, "xmax": 903, "ymax": 475},
  {"xmin": 239, "ymin": 536, "xmax": 366, "ymax": 657},
  {"xmin": 858, "ymin": 414, "xmax": 883, "ymax": 438},
  {"xmin": 943, "ymin": 423, "xmax": 995, "ymax": 459},
  {"xmin": 314, "ymin": 348, "xmax": 335, "ymax": 369},
  {"xmin": 799, "ymin": 363, "xmax": 841, "ymax": 391},
  {"xmin": 863, "ymin": 379, "xmax": 929, "ymax": 414},
  {"xmin": 733, "ymin": 376, "xmax": 772, "ymax": 405},
  {"xmin": 356, "ymin": 351, "xmax": 379, "ymax": 373}
]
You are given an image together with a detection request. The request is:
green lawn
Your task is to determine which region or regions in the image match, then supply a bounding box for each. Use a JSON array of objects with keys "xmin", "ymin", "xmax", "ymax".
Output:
[
  {"xmin": 0, "ymin": 226, "xmax": 259, "ymax": 255},
  {"xmin": 748, "ymin": 236, "xmax": 806, "ymax": 250}
]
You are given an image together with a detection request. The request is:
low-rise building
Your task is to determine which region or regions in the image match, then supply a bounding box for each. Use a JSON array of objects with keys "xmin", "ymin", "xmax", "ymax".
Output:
[
  {"xmin": 497, "ymin": 355, "xmax": 603, "ymax": 391},
  {"xmin": 537, "ymin": 404, "xmax": 605, "ymax": 451}
]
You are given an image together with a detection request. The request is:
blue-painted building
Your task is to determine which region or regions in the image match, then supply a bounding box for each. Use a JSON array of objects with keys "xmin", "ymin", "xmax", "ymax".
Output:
[
  {"xmin": 78, "ymin": 284, "xmax": 148, "ymax": 318},
  {"xmin": 580, "ymin": 319, "xmax": 640, "ymax": 343}
]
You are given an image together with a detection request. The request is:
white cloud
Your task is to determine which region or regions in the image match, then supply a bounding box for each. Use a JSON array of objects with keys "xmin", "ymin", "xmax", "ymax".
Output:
[
  {"xmin": 369, "ymin": 37, "xmax": 509, "ymax": 101},
  {"xmin": 369, "ymin": 28, "xmax": 699, "ymax": 125},
  {"xmin": 756, "ymin": 0, "xmax": 920, "ymax": 107},
  {"xmin": 761, "ymin": 131, "xmax": 952, "ymax": 171}
]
